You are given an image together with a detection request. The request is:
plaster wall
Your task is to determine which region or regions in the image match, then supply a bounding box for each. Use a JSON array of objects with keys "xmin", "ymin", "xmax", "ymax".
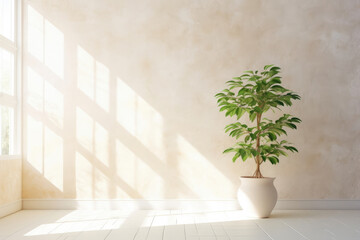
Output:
[
  {"xmin": 0, "ymin": 158, "xmax": 21, "ymax": 206},
  {"xmin": 22, "ymin": 0, "xmax": 360, "ymax": 200}
]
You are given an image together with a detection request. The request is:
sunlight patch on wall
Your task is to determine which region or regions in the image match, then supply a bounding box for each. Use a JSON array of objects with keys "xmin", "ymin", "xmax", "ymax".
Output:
[
  {"xmin": 75, "ymin": 152, "xmax": 93, "ymax": 199},
  {"xmin": 94, "ymin": 122, "xmax": 109, "ymax": 167},
  {"xmin": 77, "ymin": 46, "xmax": 109, "ymax": 112},
  {"xmin": 176, "ymin": 135, "xmax": 234, "ymax": 198},
  {"xmin": 27, "ymin": 5, "xmax": 43, "ymax": 62},
  {"xmin": 76, "ymin": 107, "xmax": 109, "ymax": 167},
  {"xmin": 77, "ymin": 47, "xmax": 94, "ymax": 100},
  {"xmin": 115, "ymin": 139, "xmax": 136, "ymax": 195},
  {"xmin": 44, "ymin": 127, "xmax": 63, "ymax": 191},
  {"xmin": 27, "ymin": 5, "xmax": 64, "ymax": 78},
  {"xmin": 95, "ymin": 61, "xmax": 110, "ymax": 112},
  {"xmin": 116, "ymin": 77, "xmax": 165, "ymax": 162},
  {"xmin": 26, "ymin": 116, "xmax": 43, "ymax": 173},
  {"xmin": 44, "ymin": 21, "xmax": 64, "ymax": 79},
  {"xmin": 116, "ymin": 77, "xmax": 135, "ymax": 135},
  {"xmin": 116, "ymin": 139, "xmax": 164, "ymax": 198},
  {"xmin": 75, "ymin": 106, "xmax": 112, "ymax": 198},
  {"xmin": 93, "ymin": 161, "xmax": 111, "ymax": 199},
  {"xmin": 76, "ymin": 107, "xmax": 93, "ymax": 153},
  {"xmin": 44, "ymin": 81, "xmax": 63, "ymax": 128},
  {"xmin": 26, "ymin": 67, "xmax": 43, "ymax": 112},
  {"xmin": 75, "ymin": 151, "xmax": 113, "ymax": 199},
  {"xmin": 26, "ymin": 113, "xmax": 64, "ymax": 192}
]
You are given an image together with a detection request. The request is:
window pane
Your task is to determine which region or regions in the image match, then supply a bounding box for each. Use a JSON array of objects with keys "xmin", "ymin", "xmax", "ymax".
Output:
[
  {"xmin": 0, "ymin": 48, "xmax": 14, "ymax": 95},
  {"xmin": 0, "ymin": 0, "xmax": 14, "ymax": 41},
  {"xmin": 0, "ymin": 106, "xmax": 14, "ymax": 155}
]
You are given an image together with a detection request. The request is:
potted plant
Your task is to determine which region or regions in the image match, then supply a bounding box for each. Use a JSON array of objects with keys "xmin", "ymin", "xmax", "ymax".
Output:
[{"xmin": 215, "ymin": 65, "xmax": 301, "ymax": 218}]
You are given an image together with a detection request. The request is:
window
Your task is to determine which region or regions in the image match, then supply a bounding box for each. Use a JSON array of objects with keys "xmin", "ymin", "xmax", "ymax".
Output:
[{"xmin": 0, "ymin": 0, "xmax": 20, "ymax": 155}]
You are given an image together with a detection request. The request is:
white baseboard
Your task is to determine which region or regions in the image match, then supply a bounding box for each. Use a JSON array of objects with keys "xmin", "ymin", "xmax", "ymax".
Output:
[
  {"xmin": 22, "ymin": 199, "xmax": 360, "ymax": 211},
  {"xmin": 0, "ymin": 200, "xmax": 22, "ymax": 218},
  {"xmin": 275, "ymin": 200, "xmax": 360, "ymax": 210}
]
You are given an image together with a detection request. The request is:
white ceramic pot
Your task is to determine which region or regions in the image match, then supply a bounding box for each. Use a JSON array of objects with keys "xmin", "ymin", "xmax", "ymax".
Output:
[{"xmin": 237, "ymin": 177, "xmax": 277, "ymax": 218}]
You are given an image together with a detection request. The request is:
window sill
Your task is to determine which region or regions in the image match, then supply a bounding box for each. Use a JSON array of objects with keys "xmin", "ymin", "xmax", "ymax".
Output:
[{"xmin": 0, "ymin": 155, "xmax": 21, "ymax": 161}]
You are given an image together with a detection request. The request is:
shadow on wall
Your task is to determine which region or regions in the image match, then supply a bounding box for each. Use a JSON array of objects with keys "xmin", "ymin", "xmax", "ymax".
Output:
[{"xmin": 23, "ymin": 2, "xmax": 238, "ymax": 200}]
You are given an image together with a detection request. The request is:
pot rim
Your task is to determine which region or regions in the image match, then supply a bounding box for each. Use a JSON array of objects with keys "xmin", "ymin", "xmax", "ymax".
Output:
[{"xmin": 240, "ymin": 176, "xmax": 276, "ymax": 180}]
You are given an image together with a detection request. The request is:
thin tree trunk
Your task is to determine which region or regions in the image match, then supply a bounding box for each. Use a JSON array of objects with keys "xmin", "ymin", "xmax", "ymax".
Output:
[{"xmin": 253, "ymin": 113, "xmax": 263, "ymax": 178}]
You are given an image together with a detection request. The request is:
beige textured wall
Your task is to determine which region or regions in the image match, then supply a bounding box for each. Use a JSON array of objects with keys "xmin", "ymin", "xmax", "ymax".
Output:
[
  {"xmin": 0, "ymin": 158, "xmax": 21, "ymax": 206},
  {"xmin": 22, "ymin": 0, "xmax": 360, "ymax": 200}
]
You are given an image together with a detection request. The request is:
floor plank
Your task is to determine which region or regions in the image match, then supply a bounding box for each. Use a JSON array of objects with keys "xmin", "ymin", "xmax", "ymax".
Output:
[
  {"xmin": 257, "ymin": 219, "xmax": 308, "ymax": 240},
  {"xmin": 105, "ymin": 211, "xmax": 148, "ymax": 240},
  {"xmin": 133, "ymin": 215, "xmax": 154, "ymax": 240}
]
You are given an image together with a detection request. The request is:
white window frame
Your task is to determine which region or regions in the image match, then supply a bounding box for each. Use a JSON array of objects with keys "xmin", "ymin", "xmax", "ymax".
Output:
[{"xmin": 0, "ymin": 0, "xmax": 22, "ymax": 156}]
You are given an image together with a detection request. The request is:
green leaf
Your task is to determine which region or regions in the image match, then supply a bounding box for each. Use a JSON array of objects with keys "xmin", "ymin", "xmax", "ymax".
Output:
[
  {"xmin": 254, "ymin": 106, "xmax": 262, "ymax": 113},
  {"xmin": 240, "ymin": 149, "xmax": 248, "ymax": 161},
  {"xmin": 250, "ymin": 133, "xmax": 256, "ymax": 140},
  {"xmin": 271, "ymin": 85, "xmax": 287, "ymax": 92},
  {"xmin": 282, "ymin": 98, "xmax": 292, "ymax": 106},
  {"xmin": 219, "ymin": 106, "xmax": 229, "ymax": 112},
  {"xmin": 223, "ymin": 148, "xmax": 234, "ymax": 154},
  {"xmin": 232, "ymin": 152, "xmax": 240, "ymax": 162},
  {"xmin": 276, "ymin": 128, "xmax": 287, "ymax": 135},
  {"xmin": 290, "ymin": 117, "xmax": 302, "ymax": 123},
  {"xmin": 236, "ymin": 108, "xmax": 245, "ymax": 119},
  {"xmin": 278, "ymin": 150, "xmax": 288, "ymax": 156},
  {"xmin": 290, "ymin": 93, "xmax": 301, "ymax": 100},
  {"xmin": 215, "ymin": 93, "xmax": 225, "ymax": 97},
  {"xmin": 291, "ymin": 147, "xmax": 299, "ymax": 152},
  {"xmin": 267, "ymin": 77, "xmax": 282, "ymax": 86},
  {"xmin": 225, "ymin": 107, "xmax": 237, "ymax": 117},
  {"xmin": 250, "ymin": 149, "xmax": 258, "ymax": 157},
  {"xmin": 284, "ymin": 146, "xmax": 298, "ymax": 152},
  {"xmin": 229, "ymin": 108, "xmax": 237, "ymax": 117},
  {"xmin": 270, "ymin": 66, "xmax": 281, "ymax": 72},
  {"xmin": 286, "ymin": 123, "xmax": 297, "ymax": 129},
  {"xmin": 262, "ymin": 105, "xmax": 270, "ymax": 113},
  {"xmin": 264, "ymin": 64, "xmax": 274, "ymax": 70},
  {"xmin": 268, "ymin": 132, "xmax": 277, "ymax": 141},
  {"xmin": 237, "ymin": 88, "xmax": 248, "ymax": 96},
  {"xmin": 249, "ymin": 112, "xmax": 257, "ymax": 122},
  {"xmin": 268, "ymin": 156, "xmax": 279, "ymax": 164},
  {"xmin": 274, "ymin": 100, "xmax": 284, "ymax": 106}
]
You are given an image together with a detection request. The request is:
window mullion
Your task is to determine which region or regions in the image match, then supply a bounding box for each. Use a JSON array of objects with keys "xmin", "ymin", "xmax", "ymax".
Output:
[{"xmin": 15, "ymin": 0, "xmax": 22, "ymax": 155}]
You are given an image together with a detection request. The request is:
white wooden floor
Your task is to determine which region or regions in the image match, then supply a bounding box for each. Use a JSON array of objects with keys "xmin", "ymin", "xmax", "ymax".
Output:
[{"xmin": 0, "ymin": 210, "xmax": 360, "ymax": 240}]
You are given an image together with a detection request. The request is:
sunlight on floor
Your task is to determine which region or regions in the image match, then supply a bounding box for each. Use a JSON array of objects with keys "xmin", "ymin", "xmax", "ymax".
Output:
[
  {"xmin": 1, "ymin": 210, "xmax": 358, "ymax": 239},
  {"xmin": 22, "ymin": 209, "xmax": 252, "ymax": 237}
]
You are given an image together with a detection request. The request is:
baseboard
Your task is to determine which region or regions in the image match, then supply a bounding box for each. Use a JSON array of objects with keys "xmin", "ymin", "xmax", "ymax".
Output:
[
  {"xmin": 0, "ymin": 200, "xmax": 22, "ymax": 218},
  {"xmin": 22, "ymin": 199, "xmax": 360, "ymax": 211},
  {"xmin": 275, "ymin": 200, "xmax": 360, "ymax": 210},
  {"xmin": 22, "ymin": 199, "xmax": 238, "ymax": 211}
]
